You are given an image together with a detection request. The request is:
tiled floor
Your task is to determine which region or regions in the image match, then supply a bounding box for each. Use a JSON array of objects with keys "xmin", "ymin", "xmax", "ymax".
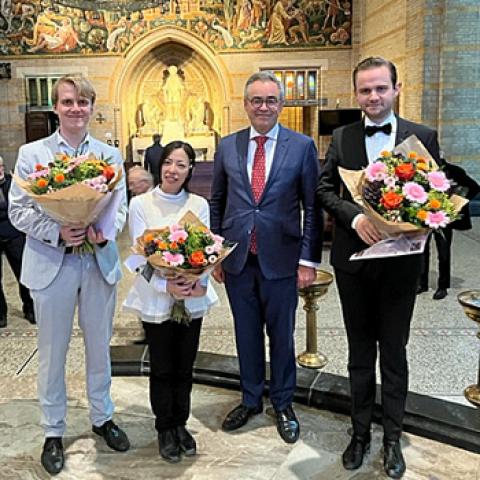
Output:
[{"xmin": 0, "ymin": 219, "xmax": 479, "ymax": 478}]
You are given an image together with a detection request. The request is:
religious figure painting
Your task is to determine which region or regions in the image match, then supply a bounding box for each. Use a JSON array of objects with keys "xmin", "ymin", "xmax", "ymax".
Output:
[{"xmin": 0, "ymin": 0, "xmax": 351, "ymax": 56}]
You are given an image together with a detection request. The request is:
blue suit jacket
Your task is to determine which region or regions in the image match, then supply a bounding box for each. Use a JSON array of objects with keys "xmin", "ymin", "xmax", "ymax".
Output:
[{"xmin": 210, "ymin": 125, "xmax": 323, "ymax": 280}]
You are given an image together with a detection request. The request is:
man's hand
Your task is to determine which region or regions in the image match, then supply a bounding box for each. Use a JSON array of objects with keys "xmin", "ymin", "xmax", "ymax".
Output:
[
  {"xmin": 87, "ymin": 225, "xmax": 106, "ymax": 244},
  {"xmin": 60, "ymin": 224, "xmax": 86, "ymax": 247},
  {"xmin": 355, "ymin": 215, "xmax": 383, "ymax": 245},
  {"xmin": 166, "ymin": 277, "xmax": 193, "ymax": 298},
  {"xmin": 297, "ymin": 265, "xmax": 315, "ymax": 289},
  {"xmin": 212, "ymin": 264, "xmax": 225, "ymax": 284}
]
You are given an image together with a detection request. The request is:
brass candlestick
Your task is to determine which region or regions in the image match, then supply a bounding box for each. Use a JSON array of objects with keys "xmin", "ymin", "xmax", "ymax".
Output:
[
  {"xmin": 297, "ymin": 270, "xmax": 334, "ymax": 369},
  {"xmin": 457, "ymin": 290, "xmax": 480, "ymax": 407}
]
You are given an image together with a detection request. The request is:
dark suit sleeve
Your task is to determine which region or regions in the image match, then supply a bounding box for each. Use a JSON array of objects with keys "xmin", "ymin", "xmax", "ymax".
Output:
[
  {"xmin": 316, "ymin": 129, "xmax": 363, "ymax": 228},
  {"xmin": 209, "ymin": 145, "xmax": 227, "ymax": 235},
  {"xmin": 143, "ymin": 149, "xmax": 149, "ymax": 171},
  {"xmin": 300, "ymin": 140, "xmax": 323, "ymax": 263}
]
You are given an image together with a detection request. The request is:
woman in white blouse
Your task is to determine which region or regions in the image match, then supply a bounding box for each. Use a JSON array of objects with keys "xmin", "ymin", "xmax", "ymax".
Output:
[{"xmin": 124, "ymin": 141, "xmax": 217, "ymax": 463}]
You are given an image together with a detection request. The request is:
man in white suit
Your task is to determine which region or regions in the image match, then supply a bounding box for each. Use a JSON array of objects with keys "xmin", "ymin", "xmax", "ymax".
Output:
[{"xmin": 9, "ymin": 75, "xmax": 130, "ymax": 475}]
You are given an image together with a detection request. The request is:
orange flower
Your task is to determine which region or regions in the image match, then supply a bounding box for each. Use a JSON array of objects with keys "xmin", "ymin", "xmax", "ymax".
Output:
[
  {"xmin": 416, "ymin": 210, "xmax": 428, "ymax": 221},
  {"xmin": 177, "ymin": 237, "xmax": 185, "ymax": 244},
  {"xmin": 157, "ymin": 241, "xmax": 167, "ymax": 250},
  {"xmin": 380, "ymin": 191, "xmax": 404, "ymax": 210},
  {"xmin": 428, "ymin": 198, "xmax": 441, "ymax": 209},
  {"xmin": 37, "ymin": 178, "xmax": 48, "ymax": 188},
  {"xmin": 381, "ymin": 150, "xmax": 390, "ymax": 158},
  {"xmin": 54, "ymin": 173, "xmax": 65, "ymax": 183},
  {"xmin": 170, "ymin": 241, "xmax": 178, "ymax": 250},
  {"xmin": 395, "ymin": 162, "xmax": 415, "ymax": 181},
  {"xmin": 189, "ymin": 250, "xmax": 205, "ymax": 267},
  {"xmin": 103, "ymin": 165, "xmax": 115, "ymax": 181},
  {"xmin": 408, "ymin": 151, "xmax": 418, "ymax": 159},
  {"xmin": 144, "ymin": 233, "xmax": 154, "ymax": 243},
  {"xmin": 35, "ymin": 163, "xmax": 44, "ymax": 171}
]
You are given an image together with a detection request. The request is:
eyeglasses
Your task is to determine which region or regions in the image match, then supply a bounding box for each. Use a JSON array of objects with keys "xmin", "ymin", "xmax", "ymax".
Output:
[{"xmin": 247, "ymin": 96, "xmax": 280, "ymax": 109}]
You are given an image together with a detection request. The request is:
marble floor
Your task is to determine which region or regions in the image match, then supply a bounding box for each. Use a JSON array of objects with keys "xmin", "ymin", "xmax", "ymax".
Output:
[{"xmin": 0, "ymin": 219, "xmax": 479, "ymax": 479}]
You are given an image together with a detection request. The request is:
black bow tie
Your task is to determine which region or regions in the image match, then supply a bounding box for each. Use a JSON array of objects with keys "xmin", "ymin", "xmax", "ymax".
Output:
[{"xmin": 364, "ymin": 123, "xmax": 392, "ymax": 137}]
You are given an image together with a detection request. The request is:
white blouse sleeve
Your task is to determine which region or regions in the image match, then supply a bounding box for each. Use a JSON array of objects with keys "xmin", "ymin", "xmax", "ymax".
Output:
[{"xmin": 128, "ymin": 196, "xmax": 147, "ymax": 244}]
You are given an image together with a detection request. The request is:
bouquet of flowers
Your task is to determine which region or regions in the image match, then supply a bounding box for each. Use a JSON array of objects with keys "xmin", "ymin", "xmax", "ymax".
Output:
[
  {"xmin": 132, "ymin": 210, "xmax": 236, "ymax": 323},
  {"xmin": 338, "ymin": 135, "xmax": 468, "ymax": 258},
  {"xmin": 14, "ymin": 152, "xmax": 123, "ymax": 229}
]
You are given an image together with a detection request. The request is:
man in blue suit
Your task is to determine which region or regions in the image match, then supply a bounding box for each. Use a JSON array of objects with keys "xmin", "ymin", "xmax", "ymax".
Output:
[{"xmin": 210, "ymin": 71, "xmax": 323, "ymax": 443}]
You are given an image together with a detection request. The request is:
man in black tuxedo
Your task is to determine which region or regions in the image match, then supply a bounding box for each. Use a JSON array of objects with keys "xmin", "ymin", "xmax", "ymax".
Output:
[
  {"xmin": 143, "ymin": 133, "xmax": 163, "ymax": 186},
  {"xmin": 317, "ymin": 57, "xmax": 442, "ymax": 479}
]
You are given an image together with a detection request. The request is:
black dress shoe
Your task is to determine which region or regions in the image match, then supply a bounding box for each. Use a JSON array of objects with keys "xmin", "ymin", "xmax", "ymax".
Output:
[
  {"xmin": 433, "ymin": 288, "xmax": 448, "ymax": 300},
  {"xmin": 23, "ymin": 310, "xmax": 36, "ymax": 324},
  {"xmin": 0, "ymin": 315, "xmax": 6, "ymax": 328},
  {"xmin": 158, "ymin": 429, "xmax": 181, "ymax": 463},
  {"xmin": 275, "ymin": 405, "xmax": 300, "ymax": 444},
  {"xmin": 92, "ymin": 420, "xmax": 130, "ymax": 452},
  {"xmin": 416, "ymin": 284, "xmax": 428, "ymax": 294},
  {"xmin": 342, "ymin": 434, "xmax": 370, "ymax": 470},
  {"xmin": 176, "ymin": 425, "xmax": 196, "ymax": 456},
  {"xmin": 384, "ymin": 440, "xmax": 406, "ymax": 479},
  {"xmin": 41, "ymin": 437, "xmax": 64, "ymax": 475},
  {"xmin": 222, "ymin": 404, "xmax": 262, "ymax": 431}
]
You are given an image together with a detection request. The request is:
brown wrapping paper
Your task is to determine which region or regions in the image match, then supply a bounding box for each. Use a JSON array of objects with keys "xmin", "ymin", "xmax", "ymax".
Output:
[
  {"xmin": 132, "ymin": 210, "xmax": 237, "ymax": 281},
  {"xmin": 14, "ymin": 167, "xmax": 122, "ymax": 227},
  {"xmin": 338, "ymin": 135, "xmax": 469, "ymax": 237}
]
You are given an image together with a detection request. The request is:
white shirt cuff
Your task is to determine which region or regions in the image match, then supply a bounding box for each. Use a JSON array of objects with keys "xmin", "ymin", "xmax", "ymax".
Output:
[
  {"xmin": 299, "ymin": 259, "xmax": 320, "ymax": 269},
  {"xmin": 351, "ymin": 213, "xmax": 366, "ymax": 230}
]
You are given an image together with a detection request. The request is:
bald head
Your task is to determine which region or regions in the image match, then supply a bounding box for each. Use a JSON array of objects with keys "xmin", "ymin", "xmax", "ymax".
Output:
[{"xmin": 128, "ymin": 166, "xmax": 154, "ymax": 196}]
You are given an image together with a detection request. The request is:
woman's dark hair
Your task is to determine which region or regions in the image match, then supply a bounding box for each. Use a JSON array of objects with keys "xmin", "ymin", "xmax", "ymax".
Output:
[{"xmin": 158, "ymin": 140, "xmax": 196, "ymax": 192}]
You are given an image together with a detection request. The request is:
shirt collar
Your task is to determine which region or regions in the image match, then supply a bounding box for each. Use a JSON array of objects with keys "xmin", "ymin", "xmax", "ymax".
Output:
[
  {"xmin": 55, "ymin": 130, "xmax": 91, "ymax": 155},
  {"xmin": 249, "ymin": 123, "xmax": 280, "ymax": 141},
  {"xmin": 364, "ymin": 111, "xmax": 396, "ymax": 129}
]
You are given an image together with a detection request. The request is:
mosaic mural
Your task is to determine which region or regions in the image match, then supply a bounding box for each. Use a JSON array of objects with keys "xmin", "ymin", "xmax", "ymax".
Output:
[{"xmin": 0, "ymin": 0, "xmax": 351, "ymax": 56}]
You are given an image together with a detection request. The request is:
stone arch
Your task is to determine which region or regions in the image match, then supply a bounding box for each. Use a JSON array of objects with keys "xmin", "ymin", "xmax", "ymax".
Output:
[{"xmin": 112, "ymin": 26, "xmax": 232, "ymax": 153}]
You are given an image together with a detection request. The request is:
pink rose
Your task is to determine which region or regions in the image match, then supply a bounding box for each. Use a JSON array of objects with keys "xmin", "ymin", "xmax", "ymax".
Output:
[
  {"xmin": 168, "ymin": 228, "xmax": 188, "ymax": 243},
  {"xmin": 162, "ymin": 251, "xmax": 185, "ymax": 266}
]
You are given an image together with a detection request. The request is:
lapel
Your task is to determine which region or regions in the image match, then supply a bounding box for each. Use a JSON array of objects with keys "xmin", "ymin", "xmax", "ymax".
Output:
[
  {"xmin": 44, "ymin": 134, "xmax": 59, "ymax": 158},
  {"xmin": 235, "ymin": 128, "xmax": 253, "ymax": 202},
  {"xmin": 346, "ymin": 121, "xmax": 368, "ymax": 168},
  {"xmin": 395, "ymin": 115, "xmax": 411, "ymax": 145}
]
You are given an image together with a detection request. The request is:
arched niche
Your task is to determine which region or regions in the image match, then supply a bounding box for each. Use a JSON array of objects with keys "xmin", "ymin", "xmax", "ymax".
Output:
[{"xmin": 112, "ymin": 26, "xmax": 232, "ymax": 159}]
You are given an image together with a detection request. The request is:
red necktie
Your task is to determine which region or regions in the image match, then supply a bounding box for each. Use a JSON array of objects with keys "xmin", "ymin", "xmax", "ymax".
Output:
[{"xmin": 250, "ymin": 136, "xmax": 267, "ymax": 254}]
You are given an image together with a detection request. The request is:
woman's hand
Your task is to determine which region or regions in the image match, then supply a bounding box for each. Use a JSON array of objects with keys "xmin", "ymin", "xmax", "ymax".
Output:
[
  {"xmin": 188, "ymin": 281, "xmax": 207, "ymax": 298},
  {"xmin": 166, "ymin": 277, "xmax": 193, "ymax": 298}
]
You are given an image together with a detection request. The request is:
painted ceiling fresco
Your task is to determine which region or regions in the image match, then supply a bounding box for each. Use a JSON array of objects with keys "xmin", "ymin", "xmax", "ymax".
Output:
[{"xmin": 0, "ymin": 0, "xmax": 351, "ymax": 56}]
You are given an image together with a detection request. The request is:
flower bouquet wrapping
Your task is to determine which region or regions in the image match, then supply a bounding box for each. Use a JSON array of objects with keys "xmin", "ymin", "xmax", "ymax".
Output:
[
  {"xmin": 14, "ymin": 152, "xmax": 123, "ymax": 229},
  {"xmin": 132, "ymin": 210, "xmax": 237, "ymax": 323},
  {"xmin": 338, "ymin": 135, "xmax": 468, "ymax": 259}
]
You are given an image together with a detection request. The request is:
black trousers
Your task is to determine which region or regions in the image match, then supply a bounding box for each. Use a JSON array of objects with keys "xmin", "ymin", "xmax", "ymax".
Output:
[
  {"xmin": 335, "ymin": 255, "xmax": 421, "ymax": 441},
  {"xmin": 419, "ymin": 228, "xmax": 453, "ymax": 289},
  {"xmin": 0, "ymin": 235, "xmax": 33, "ymax": 317},
  {"xmin": 143, "ymin": 317, "xmax": 202, "ymax": 433}
]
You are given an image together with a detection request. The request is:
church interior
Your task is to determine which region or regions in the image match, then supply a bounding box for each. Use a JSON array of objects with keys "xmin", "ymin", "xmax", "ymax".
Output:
[{"xmin": 0, "ymin": 0, "xmax": 479, "ymax": 478}]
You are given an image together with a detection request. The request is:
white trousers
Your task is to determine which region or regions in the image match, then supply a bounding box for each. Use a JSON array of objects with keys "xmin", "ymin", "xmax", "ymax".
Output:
[{"xmin": 32, "ymin": 254, "xmax": 116, "ymax": 437}]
